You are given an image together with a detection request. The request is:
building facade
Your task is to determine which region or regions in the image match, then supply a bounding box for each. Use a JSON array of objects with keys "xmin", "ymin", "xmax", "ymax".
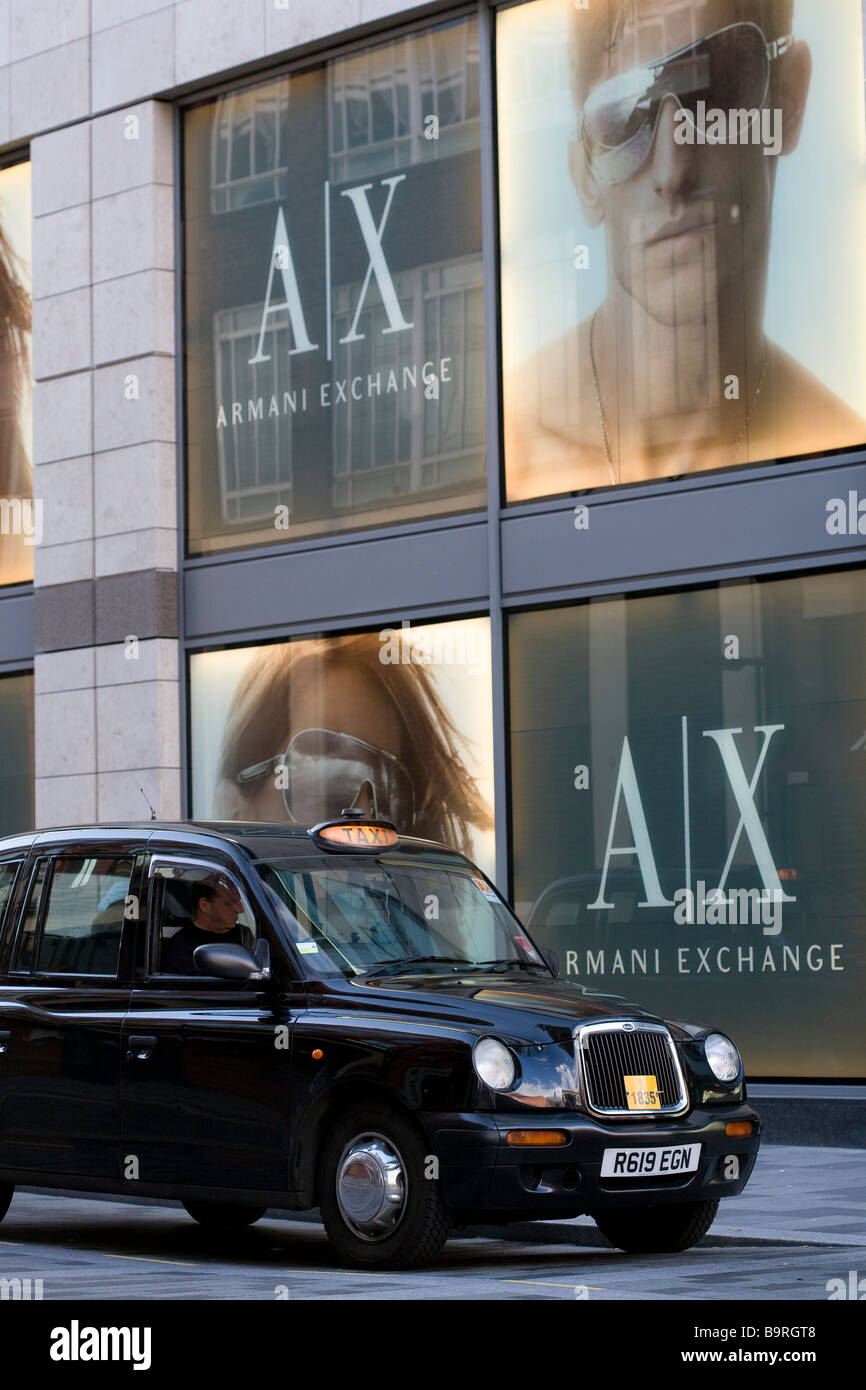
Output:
[{"xmin": 0, "ymin": 0, "xmax": 864, "ymax": 1137}]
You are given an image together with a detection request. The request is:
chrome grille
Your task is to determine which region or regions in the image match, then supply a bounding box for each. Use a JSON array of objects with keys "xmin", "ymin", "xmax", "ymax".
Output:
[{"xmin": 576, "ymin": 1021, "xmax": 688, "ymax": 1117}]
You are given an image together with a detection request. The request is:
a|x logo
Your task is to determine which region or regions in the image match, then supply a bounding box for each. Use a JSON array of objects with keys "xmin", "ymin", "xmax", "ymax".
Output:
[
  {"xmin": 338, "ymin": 176, "xmax": 414, "ymax": 347},
  {"xmin": 248, "ymin": 175, "xmax": 413, "ymax": 367},
  {"xmin": 702, "ymin": 724, "xmax": 796, "ymax": 903},
  {"xmin": 589, "ymin": 720, "xmax": 797, "ymax": 911}
]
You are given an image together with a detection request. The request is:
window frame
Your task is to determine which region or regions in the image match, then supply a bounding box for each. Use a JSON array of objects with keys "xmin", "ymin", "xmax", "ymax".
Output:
[
  {"xmin": 9, "ymin": 855, "xmax": 50, "ymax": 976},
  {"xmin": 9, "ymin": 850, "xmax": 138, "ymax": 984},
  {"xmin": 145, "ymin": 854, "xmax": 260, "ymax": 984},
  {"xmin": 182, "ymin": 5, "xmax": 487, "ymax": 560},
  {"xmin": 0, "ymin": 857, "xmax": 25, "ymax": 962}
]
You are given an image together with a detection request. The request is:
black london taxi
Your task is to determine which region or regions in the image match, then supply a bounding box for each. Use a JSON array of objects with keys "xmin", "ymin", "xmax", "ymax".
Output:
[{"xmin": 0, "ymin": 815, "xmax": 761, "ymax": 1269}]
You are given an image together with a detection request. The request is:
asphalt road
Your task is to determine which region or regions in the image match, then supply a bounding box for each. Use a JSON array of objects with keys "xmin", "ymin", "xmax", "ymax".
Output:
[{"xmin": 0, "ymin": 1189, "xmax": 862, "ymax": 1301}]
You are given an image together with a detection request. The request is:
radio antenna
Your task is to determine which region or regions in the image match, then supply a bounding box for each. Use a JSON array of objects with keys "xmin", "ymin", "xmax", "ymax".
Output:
[{"xmin": 139, "ymin": 785, "xmax": 157, "ymax": 821}]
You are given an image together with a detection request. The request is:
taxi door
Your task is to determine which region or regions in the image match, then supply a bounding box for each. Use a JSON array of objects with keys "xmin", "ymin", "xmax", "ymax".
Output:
[
  {"xmin": 0, "ymin": 844, "xmax": 143, "ymax": 1181},
  {"xmin": 119, "ymin": 854, "xmax": 298, "ymax": 1196}
]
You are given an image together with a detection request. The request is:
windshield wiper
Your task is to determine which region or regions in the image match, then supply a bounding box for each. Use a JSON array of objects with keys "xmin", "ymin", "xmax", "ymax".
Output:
[
  {"xmin": 355, "ymin": 955, "xmax": 473, "ymax": 978},
  {"xmin": 469, "ymin": 958, "xmax": 549, "ymax": 972},
  {"xmin": 356, "ymin": 955, "xmax": 549, "ymax": 979}
]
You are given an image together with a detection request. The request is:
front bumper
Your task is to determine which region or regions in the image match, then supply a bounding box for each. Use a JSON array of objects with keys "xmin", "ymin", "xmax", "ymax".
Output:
[{"xmin": 420, "ymin": 1103, "xmax": 761, "ymax": 1214}]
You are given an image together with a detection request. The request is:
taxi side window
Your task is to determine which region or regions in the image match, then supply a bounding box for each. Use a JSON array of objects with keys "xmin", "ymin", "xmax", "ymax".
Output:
[
  {"xmin": 12, "ymin": 860, "xmax": 49, "ymax": 972},
  {"xmin": 150, "ymin": 862, "xmax": 257, "ymax": 977},
  {"xmin": 0, "ymin": 860, "xmax": 22, "ymax": 950},
  {"xmin": 33, "ymin": 856, "xmax": 133, "ymax": 976}
]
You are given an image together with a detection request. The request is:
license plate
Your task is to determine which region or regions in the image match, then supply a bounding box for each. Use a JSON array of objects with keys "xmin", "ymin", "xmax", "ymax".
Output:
[
  {"xmin": 623, "ymin": 1073, "xmax": 661, "ymax": 1110},
  {"xmin": 600, "ymin": 1143, "xmax": 701, "ymax": 1178}
]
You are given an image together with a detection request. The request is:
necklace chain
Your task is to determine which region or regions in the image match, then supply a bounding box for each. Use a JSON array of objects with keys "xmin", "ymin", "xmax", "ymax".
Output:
[
  {"xmin": 734, "ymin": 352, "xmax": 768, "ymax": 446},
  {"xmin": 590, "ymin": 307, "xmax": 769, "ymax": 484},
  {"xmin": 590, "ymin": 308, "xmax": 617, "ymax": 486}
]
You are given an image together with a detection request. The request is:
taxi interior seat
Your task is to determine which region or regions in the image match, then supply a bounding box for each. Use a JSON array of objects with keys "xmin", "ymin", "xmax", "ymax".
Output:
[
  {"xmin": 155, "ymin": 880, "xmax": 199, "ymax": 972},
  {"xmin": 36, "ymin": 902, "xmax": 125, "ymax": 976},
  {"xmin": 159, "ymin": 881, "xmax": 194, "ymax": 940}
]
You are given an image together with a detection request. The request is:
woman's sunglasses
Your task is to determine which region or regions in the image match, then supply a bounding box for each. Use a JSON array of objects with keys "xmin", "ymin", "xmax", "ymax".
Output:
[
  {"xmin": 236, "ymin": 727, "xmax": 416, "ymax": 826},
  {"xmin": 580, "ymin": 21, "xmax": 793, "ymax": 186}
]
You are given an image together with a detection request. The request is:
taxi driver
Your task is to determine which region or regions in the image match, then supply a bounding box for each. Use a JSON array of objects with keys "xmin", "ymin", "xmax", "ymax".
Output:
[{"xmin": 161, "ymin": 875, "xmax": 253, "ymax": 976}]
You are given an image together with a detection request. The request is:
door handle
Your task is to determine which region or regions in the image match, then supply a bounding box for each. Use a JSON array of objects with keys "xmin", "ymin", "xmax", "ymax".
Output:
[
  {"xmin": 0, "ymin": 1029, "xmax": 10, "ymax": 1054},
  {"xmin": 126, "ymin": 1034, "xmax": 158, "ymax": 1061}
]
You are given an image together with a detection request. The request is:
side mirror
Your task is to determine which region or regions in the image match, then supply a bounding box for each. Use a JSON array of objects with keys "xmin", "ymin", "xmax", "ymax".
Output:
[{"xmin": 193, "ymin": 943, "xmax": 261, "ymax": 980}]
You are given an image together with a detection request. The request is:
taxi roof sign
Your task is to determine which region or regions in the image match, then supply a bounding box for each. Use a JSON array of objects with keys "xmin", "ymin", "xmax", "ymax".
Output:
[{"xmin": 311, "ymin": 820, "xmax": 399, "ymax": 850}]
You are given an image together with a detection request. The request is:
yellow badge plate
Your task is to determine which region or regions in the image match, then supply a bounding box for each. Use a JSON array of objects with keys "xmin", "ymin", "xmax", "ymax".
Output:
[{"xmin": 624, "ymin": 1074, "xmax": 661, "ymax": 1110}]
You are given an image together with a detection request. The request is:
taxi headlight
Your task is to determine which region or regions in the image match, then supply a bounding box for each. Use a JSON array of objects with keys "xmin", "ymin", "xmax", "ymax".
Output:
[
  {"xmin": 473, "ymin": 1036, "xmax": 517, "ymax": 1091},
  {"xmin": 704, "ymin": 1032, "xmax": 741, "ymax": 1083}
]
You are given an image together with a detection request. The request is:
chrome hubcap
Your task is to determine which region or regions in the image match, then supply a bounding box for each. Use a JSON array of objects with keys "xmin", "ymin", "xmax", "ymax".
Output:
[{"xmin": 336, "ymin": 1132, "xmax": 407, "ymax": 1241}]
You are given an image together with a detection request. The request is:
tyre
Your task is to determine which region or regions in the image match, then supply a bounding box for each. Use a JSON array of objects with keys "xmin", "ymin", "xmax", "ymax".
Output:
[
  {"xmin": 183, "ymin": 1200, "xmax": 267, "ymax": 1229},
  {"xmin": 0, "ymin": 1185, "xmax": 12, "ymax": 1223},
  {"xmin": 319, "ymin": 1104, "xmax": 450, "ymax": 1269},
  {"xmin": 592, "ymin": 1198, "xmax": 719, "ymax": 1253}
]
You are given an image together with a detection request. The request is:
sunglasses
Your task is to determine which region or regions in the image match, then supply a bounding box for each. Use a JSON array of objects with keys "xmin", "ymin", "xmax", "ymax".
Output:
[
  {"xmin": 236, "ymin": 727, "xmax": 416, "ymax": 827},
  {"xmin": 580, "ymin": 22, "xmax": 793, "ymax": 186}
]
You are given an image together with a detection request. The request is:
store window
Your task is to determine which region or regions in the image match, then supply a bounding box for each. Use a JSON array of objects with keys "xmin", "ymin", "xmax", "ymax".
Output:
[
  {"xmin": 185, "ymin": 15, "xmax": 484, "ymax": 555},
  {"xmin": 0, "ymin": 159, "xmax": 32, "ymax": 586},
  {"xmin": 497, "ymin": 0, "xmax": 866, "ymax": 501},
  {"xmin": 0, "ymin": 672, "xmax": 33, "ymax": 835},
  {"xmin": 189, "ymin": 617, "xmax": 495, "ymax": 877},
  {"xmin": 509, "ymin": 569, "xmax": 866, "ymax": 1079}
]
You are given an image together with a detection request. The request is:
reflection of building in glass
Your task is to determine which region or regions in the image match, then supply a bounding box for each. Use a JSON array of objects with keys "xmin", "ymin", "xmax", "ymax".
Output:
[
  {"xmin": 211, "ymin": 83, "xmax": 290, "ymax": 214},
  {"xmin": 0, "ymin": 161, "xmax": 33, "ymax": 586},
  {"xmin": 625, "ymin": 0, "xmax": 703, "ymax": 62},
  {"xmin": 331, "ymin": 258, "xmax": 483, "ymax": 508},
  {"xmin": 328, "ymin": 22, "xmax": 480, "ymax": 181},
  {"xmin": 213, "ymin": 254, "xmax": 483, "ymax": 526},
  {"xmin": 209, "ymin": 22, "xmax": 480, "ymax": 214},
  {"xmin": 213, "ymin": 306, "xmax": 294, "ymax": 524},
  {"xmin": 0, "ymin": 672, "xmax": 33, "ymax": 834}
]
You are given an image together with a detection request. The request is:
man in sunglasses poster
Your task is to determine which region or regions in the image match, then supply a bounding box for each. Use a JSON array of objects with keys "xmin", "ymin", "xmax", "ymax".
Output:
[{"xmin": 501, "ymin": 0, "xmax": 866, "ymax": 499}]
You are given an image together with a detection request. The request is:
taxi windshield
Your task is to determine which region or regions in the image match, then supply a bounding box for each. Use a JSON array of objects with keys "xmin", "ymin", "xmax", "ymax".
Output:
[{"xmin": 256, "ymin": 854, "xmax": 550, "ymax": 979}]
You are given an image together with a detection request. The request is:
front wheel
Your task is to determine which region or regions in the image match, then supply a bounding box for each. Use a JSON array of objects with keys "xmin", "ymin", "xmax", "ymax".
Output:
[
  {"xmin": 183, "ymin": 1200, "xmax": 267, "ymax": 1230},
  {"xmin": 319, "ymin": 1105, "xmax": 450, "ymax": 1269},
  {"xmin": 592, "ymin": 1198, "xmax": 719, "ymax": 1253},
  {"xmin": 0, "ymin": 1185, "xmax": 12, "ymax": 1223}
]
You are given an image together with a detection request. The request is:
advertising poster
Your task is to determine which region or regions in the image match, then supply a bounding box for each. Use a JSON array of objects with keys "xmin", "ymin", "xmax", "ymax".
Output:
[
  {"xmin": 0, "ymin": 672, "xmax": 33, "ymax": 833},
  {"xmin": 498, "ymin": 0, "xmax": 866, "ymax": 499},
  {"xmin": 190, "ymin": 617, "xmax": 495, "ymax": 877},
  {"xmin": 0, "ymin": 160, "xmax": 32, "ymax": 586},
  {"xmin": 185, "ymin": 15, "xmax": 485, "ymax": 555},
  {"xmin": 510, "ymin": 570, "xmax": 866, "ymax": 1078}
]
